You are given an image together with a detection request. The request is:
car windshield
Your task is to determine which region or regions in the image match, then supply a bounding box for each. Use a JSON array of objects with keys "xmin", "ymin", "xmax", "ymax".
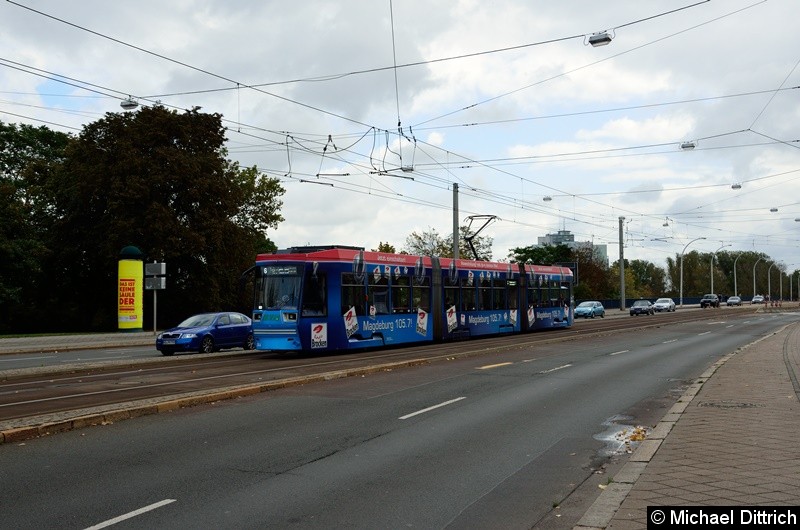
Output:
[
  {"xmin": 656, "ymin": 298, "xmax": 670, "ymax": 303},
  {"xmin": 178, "ymin": 314, "xmax": 216, "ymax": 328},
  {"xmin": 577, "ymin": 302, "xmax": 593, "ymax": 307},
  {"xmin": 633, "ymin": 301, "xmax": 648, "ymax": 306}
]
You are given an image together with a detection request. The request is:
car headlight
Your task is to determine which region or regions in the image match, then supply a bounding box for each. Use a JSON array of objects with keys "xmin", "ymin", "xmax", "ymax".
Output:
[{"xmin": 182, "ymin": 333, "xmax": 197, "ymax": 339}]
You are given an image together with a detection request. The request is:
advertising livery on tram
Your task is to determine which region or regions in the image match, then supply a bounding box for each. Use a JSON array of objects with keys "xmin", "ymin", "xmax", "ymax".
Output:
[{"xmin": 249, "ymin": 246, "xmax": 573, "ymax": 353}]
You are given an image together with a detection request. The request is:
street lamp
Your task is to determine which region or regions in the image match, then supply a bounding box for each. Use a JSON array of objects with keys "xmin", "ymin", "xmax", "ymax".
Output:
[
  {"xmin": 120, "ymin": 97, "xmax": 139, "ymax": 110},
  {"xmin": 732, "ymin": 253, "xmax": 743, "ymax": 297},
  {"xmin": 710, "ymin": 244, "xmax": 731, "ymax": 294},
  {"xmin": 768, "ymin": 262, "xmax": 778, "ymax": 303},
  {"xmin": 680, "ymin": 237, "xmax": 706, "ymax": 307},
  {"xmin": 753, "ymin": 257, "xmax": 764, "ymax": 299}
]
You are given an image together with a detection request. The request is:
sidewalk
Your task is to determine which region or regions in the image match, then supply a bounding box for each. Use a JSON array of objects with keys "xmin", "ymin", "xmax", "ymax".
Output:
[
  {"xmin": 575, "ymin": 320, "xmax": 800, "ymax": 529},
  {"xmin": 0, "ymin": 331, "xmax": 154, "ymax": 355}
]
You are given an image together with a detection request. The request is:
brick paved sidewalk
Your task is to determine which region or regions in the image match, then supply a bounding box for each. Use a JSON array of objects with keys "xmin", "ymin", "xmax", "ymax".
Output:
[{"xmin": 577, "ymin": 322, "xmax": 800, "ymax": 529}]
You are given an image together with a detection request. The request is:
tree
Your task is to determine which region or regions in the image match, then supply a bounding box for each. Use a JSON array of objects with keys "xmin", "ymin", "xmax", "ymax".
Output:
[
  {"xmin": 402, "ymin": 227, "xmax": 449, "ymax": 256},
  {"xmin": 445, "ymin": 225, "xmax": 493, "ymax": 260},
  {"xmin": 572, "ymin": 246, "xmax": 611, "ymax": 300},
  {"xmin": 0, "ymin": 121, "xmax": 70, "ymax": 333},
  {"xmin": 27, "ymin": 106, "xmax": 285, "ymax": 331},
  {"xmin": 627, "ymin": 259, "xmax": 667, "ymax": 298},
  {"xmin": 373, "ymin": 241, "xmax": 396, "ymax": 253},
  {"xmin": 508, "ymin": 243, "xmax": 572, "ymax": 265},
  {"xmin": 402, "ymin": 225, "xmax": 493, "ymax": 259}
]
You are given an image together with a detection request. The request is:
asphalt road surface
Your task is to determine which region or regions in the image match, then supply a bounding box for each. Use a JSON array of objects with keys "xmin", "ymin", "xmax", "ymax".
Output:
[{"xmin": 1, "ymin": 311, "xmax": 796, "ymax": 529}]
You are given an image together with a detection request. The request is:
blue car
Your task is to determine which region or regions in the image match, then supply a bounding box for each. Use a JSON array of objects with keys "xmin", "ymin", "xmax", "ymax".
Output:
[
  {"xmin": 156, "ymin": 312, "xmax": 254, "ymax": 356},
  {"xmin": 575, "ymin": 301, "xmax": 605, "ymax": 318}
]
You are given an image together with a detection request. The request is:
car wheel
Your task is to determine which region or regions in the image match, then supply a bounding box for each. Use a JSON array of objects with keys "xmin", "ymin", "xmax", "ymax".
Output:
[
  {"xmin": 244, "ymin": 333, "xmax": 255, "ymax": 350},
  {"xmin": 600, "ymin": 312, "xmax": 604, "ymax": 318},
  {"xmin": 200, "ymin": 336, "xmax": 214, "ymax": 354},
  {"xmin": 591, "ymin": 312, "xmax": 596, "ymax": 318}
]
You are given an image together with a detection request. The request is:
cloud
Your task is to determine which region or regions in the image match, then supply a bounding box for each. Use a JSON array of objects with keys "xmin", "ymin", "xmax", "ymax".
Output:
[{"xmin": 2, "ymin": 0, "xmax": 800, "ymax": 268}]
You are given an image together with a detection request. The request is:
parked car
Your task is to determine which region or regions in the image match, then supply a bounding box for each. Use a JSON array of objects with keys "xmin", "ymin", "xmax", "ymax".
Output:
[
  {"xmin": 726, "ymin": 296, "xmax": 742, "ymax": 306},
  {"xmin": 630, "ymin": 300, "xmax": 655, "ymax": 316},
  {"xmin": 700, "ymin": 294, "xmax": 720, "ymax": 308},
  {"xmin": 156, "ymin": 312, "xmax": 254, "ymax": 356},
  {"xmin": 751, "ymin": 295, "xmax": 765, "ymax": 304},
  {"xmin": 653, "ymin": 297, "xmax": 676, "ymax": 312},
  {"xmin": 575, "ymin": 301, "xmax": 605, "ymax": 318}
]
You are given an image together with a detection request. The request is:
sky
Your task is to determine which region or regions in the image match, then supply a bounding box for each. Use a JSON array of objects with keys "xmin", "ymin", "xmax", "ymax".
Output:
[{"xmin": 3, "ymin": 0, "xmax": 800, "ymax": 274}]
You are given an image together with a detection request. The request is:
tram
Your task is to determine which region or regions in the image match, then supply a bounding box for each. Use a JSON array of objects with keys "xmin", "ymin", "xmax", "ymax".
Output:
[{"xmin": 249, "ymin": 246, "xmax": 573, "ymax": 352}]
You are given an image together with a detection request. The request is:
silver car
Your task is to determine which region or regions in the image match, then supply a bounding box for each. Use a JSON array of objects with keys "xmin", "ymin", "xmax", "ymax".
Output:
[{"xmin": 653, "ymin": 297, "xmax": 676, "ymax": 312}]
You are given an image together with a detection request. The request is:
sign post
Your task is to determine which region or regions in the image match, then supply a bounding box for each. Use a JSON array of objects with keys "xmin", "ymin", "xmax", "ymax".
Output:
[{"xmin": 145, "ymin": 262, "xmax": 166, "ymax": 335}]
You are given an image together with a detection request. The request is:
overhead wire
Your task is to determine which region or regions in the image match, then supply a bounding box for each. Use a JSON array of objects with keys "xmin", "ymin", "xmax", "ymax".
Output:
[{"xmin": 3, "ymin": 0, "xmax": 793, "ymax": 261}]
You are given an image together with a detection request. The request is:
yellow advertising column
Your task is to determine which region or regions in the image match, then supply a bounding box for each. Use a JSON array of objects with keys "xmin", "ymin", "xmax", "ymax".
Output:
[{"xmin": 118, "ymin": 246, "xmax": 144, "ymax": 331}]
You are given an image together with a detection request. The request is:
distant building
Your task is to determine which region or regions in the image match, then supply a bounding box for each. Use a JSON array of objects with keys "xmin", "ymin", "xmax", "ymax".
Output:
[{"xmin": 537, "ymin": 230, "xmax": 608, "ymax": 266}]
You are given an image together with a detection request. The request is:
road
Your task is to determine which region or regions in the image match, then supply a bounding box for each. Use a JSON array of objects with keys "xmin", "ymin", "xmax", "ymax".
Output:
[
  {"xmin": 1, "ymin": 310, "xmax": 795, "ymax": 529},
  {"xmin": 0, "ymin": 308, "xmax": 732, "ymax": 422}
]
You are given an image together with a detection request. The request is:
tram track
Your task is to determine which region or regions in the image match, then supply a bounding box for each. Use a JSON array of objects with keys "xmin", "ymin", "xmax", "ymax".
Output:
[{"xmin": 0, "ymin": 308, "xmax": 765, "ymax": 428}]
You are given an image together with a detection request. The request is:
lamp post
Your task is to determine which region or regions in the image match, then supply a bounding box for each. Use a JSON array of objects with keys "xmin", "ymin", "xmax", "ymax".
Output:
[
  {"xmin": 710, "ymin": 244, "xmax": 731, "ymax": 295},
  {"xmin": 680, "ymin": 237, "xmax": 706, "ymax": 307},
  {"xmin": 733, "ymin": 253, "xmax": 742, "ymax": 296},
  {"xmin": 767, "ymin": 262, "xmax": 777, "ymax": 303},
  {"xmin": 753, "ymin": 257, "xmax": 764, "ymax": 299}
]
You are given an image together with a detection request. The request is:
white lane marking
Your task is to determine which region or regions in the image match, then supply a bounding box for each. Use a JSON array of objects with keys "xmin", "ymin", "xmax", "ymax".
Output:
[
  {"xmin": 539, "ymin": 364, "xmax": 572, "ymax": 374},
  {"xmin": 399, "ymin": 397, "xmax": 466, "ymax": 420},
  {"xmin": 84, "ymin": 499, "xmax": 176, "ymax": 529},
  {"xmin": 522, "ymin": 358, "xmax": 538, "ymax": 363},
  {"xmin": 609, "ymin": 350, "xmax": 629, "ymax": 356},
  {"xmin": 0, "ymin": 355, "xmax": 56, "ymax": 362},
  {"xmin": 662, "ymin": 339, "xmax": 677, "ymax": 344},
  {"xmin": 478, "ymin": 362, "xmax": 513, "ymax": 370},
  {"xmin": 62, "ymin": 355, "xmax": 130, "ymax": 362},
  {"xmin": 726, "ymin": 324, "xmax": 734, "ymax": 328},
  {"xmin": 698, "ymin": 331, "xmax": 711, "ymax": 336}
]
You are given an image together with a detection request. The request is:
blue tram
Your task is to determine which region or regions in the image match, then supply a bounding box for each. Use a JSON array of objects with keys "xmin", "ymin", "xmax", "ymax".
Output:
[{"xmin": 250, "ymin": 246, "xmax": 573, "ymax": 352}]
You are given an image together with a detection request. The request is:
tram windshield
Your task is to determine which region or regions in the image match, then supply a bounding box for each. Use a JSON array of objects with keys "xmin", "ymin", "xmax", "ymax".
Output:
[{"xmin": 256, "ymin": 265, "xmax": 302, "ymax": 310}]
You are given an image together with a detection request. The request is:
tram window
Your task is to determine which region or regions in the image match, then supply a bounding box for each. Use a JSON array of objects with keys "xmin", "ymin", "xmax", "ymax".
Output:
[
  {"xmin": 369, "ymin": 273, "xmax": 390, "ymax": 315},
  {"xmin": 506, "ymin": 280, "xmax": 518, "ymax": 310},
  {"xmin": 477, "ymin": 276, "xmax": 491, "ymax": 310},
  {"xmin": 493, "ymin": 279, "xmax": 506, "ymax": 309},
  {"xmin": 341, "ymin": 273, "xmax": 366, "ymax": 316},
  {"xmin": 413, "ymin": 276, "xmax": 430, "ymax": 312},
  {"xmin": 301, "ymin": 272, "xmax": 327, "ymax": 316},
  {"xmin": 444, "ymin": 277, "xmax": 459, "ymax": 311},
  {"xmin": 392, "ymin": 276, "xmax": 411, "ymax": 313},
  {"xmin": 528, "ymin": 286, "xmax": 541, "ymax": 308},
  {"xmin": 461, "ymin": 277, "xmax": 476, "ymax": 310}
]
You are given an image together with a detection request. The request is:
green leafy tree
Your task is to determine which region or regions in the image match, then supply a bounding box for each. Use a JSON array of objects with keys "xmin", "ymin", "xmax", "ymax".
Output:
[
  {"xmin": 0, "ymin": 121, "xmax": 70, "ymax": 333},
  {"xmin": 627, "ymin": 259, "xmax": 667, "ymax": 298},
  {"xmin": 508, "ymin": 243, "xmax": 572, "ymax": 265},
  {"xmin": 402, "ymin": 227, "xmax": 449, "ymax": 256},
  {"xmin": 373, "ymin": 241, "xmax": 396, "ymax": 253},
  {"xmin": 27, "ymin": 106, "xmax": 284, "ymax": 331},
  {"xmin": 445, "ymin": 225, "xmax": 493, "ymax": 260}
]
